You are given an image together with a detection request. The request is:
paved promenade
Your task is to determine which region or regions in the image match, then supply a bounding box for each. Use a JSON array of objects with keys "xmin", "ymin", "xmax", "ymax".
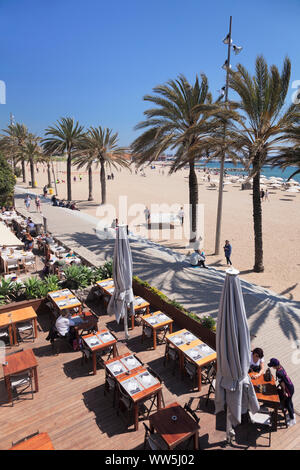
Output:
[{"xmin": 15, "ymin": 188, "xmax": 300, "ymax": 413}]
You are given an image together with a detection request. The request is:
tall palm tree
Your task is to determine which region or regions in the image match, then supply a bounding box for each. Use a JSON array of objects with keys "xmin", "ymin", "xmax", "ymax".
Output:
[
  {"xmin": 74, "ymin": 127, "xmax": 128, "ymax": 204},
  {"xmin": 22, "ymin": 136, "xmax": 43, "ymax": 188},
  {"xmin": 43, "ymin": 117, "xmax": 85, "ymax": 201},
  {"xmin": 131, "ymin": 74, "xmax": 223, "ymax": 242},
  {"xmin": 0, "ymin": 123, "xmax": 29, "ymax": 181},
  {"xmin": 228, "ymin": 56, "xmax": 298, "ymax": 272}
]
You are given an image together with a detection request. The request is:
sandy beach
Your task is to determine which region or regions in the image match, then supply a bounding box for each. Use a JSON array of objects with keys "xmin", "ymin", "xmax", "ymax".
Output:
[{"xmin": 17, "ymin": 161, "xmax": 300, "ymax": 301}]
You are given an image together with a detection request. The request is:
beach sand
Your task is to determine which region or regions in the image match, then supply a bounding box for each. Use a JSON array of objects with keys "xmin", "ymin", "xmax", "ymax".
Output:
[{"xmin": 18, "ymin": 161, "xmax": 300, "ymax": 301}]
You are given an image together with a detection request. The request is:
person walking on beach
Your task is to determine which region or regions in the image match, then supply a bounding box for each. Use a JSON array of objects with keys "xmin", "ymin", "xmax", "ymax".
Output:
[
  {"xmin": 268, "ymin": 358, "xmax": 296, "ymax": 427},
  {"xmin": 224, "ymin": 240, "xmax": 232, "ymax": 265},
  {"xmin": 178, "ymin": 206, "xmax": 184, "ymax": 225},
  {"xmin": 144, "ymin": 206, "xmax": 150, "ymax": 225},
  {"xmin": 35, "ymin": 196, "xmax": 41, "ymax": 213},
  {"xmin": 260, "ymin": 188, "xmax": 265, "ymax": 202},
  {"xmin": 24, "ymin": 195, "xmax": 31, "ymax": 211},
  {"xmin": 43, "ymin": 185, "xmax": 48, "ymax": 198},
  {"xmin": 265, "ymin": 189, "xmax": 270, "ymax": 202}
]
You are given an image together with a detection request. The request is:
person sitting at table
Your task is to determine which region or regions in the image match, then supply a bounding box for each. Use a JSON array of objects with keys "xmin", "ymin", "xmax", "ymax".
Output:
[
  {"xmin": 248, "ymin": 347, "xmax": 264, "ymax": 378},
  {"xmin": 42, "ymin": 260, "xmax": 51, "ymax": 277},
  {"xmin": 66, "ymin": 250, "xmax": 76, "ymax": 258},
  {"xmin": 23, "ymin": 232, "xmax": 34, "ymax": 251},
  {"xmin": 27, "ymin": 219, "xmax": 36, "ymax": 236},
  {"xmin": 55, "ymin": 309, "xmax": 77, "ymax": 344}
]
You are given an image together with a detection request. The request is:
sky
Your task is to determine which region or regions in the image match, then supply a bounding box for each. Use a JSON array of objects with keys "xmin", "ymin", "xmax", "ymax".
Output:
[{"xmin": 0, "ymin": 0, "xmax": 300, "ymax": 146}]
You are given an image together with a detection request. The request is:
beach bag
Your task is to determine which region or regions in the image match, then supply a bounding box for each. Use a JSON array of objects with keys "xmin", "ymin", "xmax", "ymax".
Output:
[{"xmin": 264, "ymin": 368, "xmax": 272, "ymax": 382}]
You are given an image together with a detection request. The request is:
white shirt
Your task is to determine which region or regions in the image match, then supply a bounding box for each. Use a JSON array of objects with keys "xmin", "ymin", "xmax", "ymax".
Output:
[
  {"xmin": 178, "ymin": 209, "xmax": 184, "ymax": 218},
  {"xmin": 190, "ymin": 252, "xmax": 200, "ymax": 266},
  {"xmin": 250, "ymin": 352, "xmax": 264, "ymax": 368},
  {"xmin": 55, "ymin": 315, "xmax": 75, "ymax": 336}
]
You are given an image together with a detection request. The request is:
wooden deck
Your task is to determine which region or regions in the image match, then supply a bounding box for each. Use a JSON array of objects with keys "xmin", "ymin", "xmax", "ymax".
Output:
[{"xmin": 0, "ymin": 306, "xmax": 299, "ymax": 451}]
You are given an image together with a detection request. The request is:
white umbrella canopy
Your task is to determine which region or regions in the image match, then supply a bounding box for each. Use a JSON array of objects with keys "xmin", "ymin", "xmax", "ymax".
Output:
[
  {"xmin": 107, "ymin": 225, "xmax": 134, "ymax": 340},
  {"xmin": 215, "ymin": 268, "xmax": 259, "ymax": 442}
]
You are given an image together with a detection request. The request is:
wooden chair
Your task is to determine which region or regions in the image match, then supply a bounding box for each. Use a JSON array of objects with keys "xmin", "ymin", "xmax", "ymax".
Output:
[
  {"xmin": 10, "ymin": 369, "xmax": 34, "ymax": 406},
  {"xmin": 163, "ymin": 342, "xmax": 179, "ymax": 374},
  {"xmin": 143, "ymin": 423, "xmax": 168, "ymax": 450},
  {"xmin": 248, "ymin": 409, "xmax": 273, "ymax": 447}
]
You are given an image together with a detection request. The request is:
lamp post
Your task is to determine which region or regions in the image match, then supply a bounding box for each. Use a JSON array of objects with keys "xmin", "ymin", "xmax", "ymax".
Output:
[{"xmin": 214, "ymin": 16, "xmax": 242, "ymax": 255}]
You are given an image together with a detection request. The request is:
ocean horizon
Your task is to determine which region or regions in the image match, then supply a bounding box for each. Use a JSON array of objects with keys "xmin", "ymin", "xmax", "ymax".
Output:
[{"xmin": 194, "ymin": 161, "xmax": 300, "ymax": 183}]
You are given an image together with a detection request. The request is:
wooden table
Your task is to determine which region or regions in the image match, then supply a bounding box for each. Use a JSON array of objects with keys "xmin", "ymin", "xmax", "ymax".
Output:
[
  {"xmin": 166, "ymin": 329, "xmax": 217, "ymax": 391},
  {"xmin": 82, "ymin": 328, "xmax": 118, "ymax": 375},
  {"xmin": 141, "ymin": 311, "xmax": 173, "ymax": 349},
  {"xmin": 48, "ymin": 289, "xmax": 82, "ymax": 315},
  {"xmin": 0, "ymin": 307, "xmax": 38, "ymax": 346},
  {"xmin": 149, "ymin": 401, "xmax": 199, "ymax": 450},
  {"xmin": 2, "ymin": 349, "xmax": 38, "ymax": 404},
  {"xmin": 249, "ymin": 372, "xmax": 281, "ymax": 431},
  {"xmin": 10, "ymin": 432, "xmax": 54, "ymax": 450},
  {"xmin": 104, "ymin": 352, "xmax": 144, "ymax": 401},
  {"xmin": 117, "ymin": 367, "xmax": 162, "ymax": 431}
]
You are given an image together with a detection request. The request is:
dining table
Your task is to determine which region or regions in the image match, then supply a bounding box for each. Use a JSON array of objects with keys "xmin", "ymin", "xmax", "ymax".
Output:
[
  {"xmin": 47, "ymin": 289, "xmax": 82, "ymax": 315},
  {"xmin": 0, "ymin": 306, "xmax": 38, "ymax": 346},
  {"xmin": 141, "ymin": 310, "xmax": 173, "ymax": 349},
  {"xmin": 166, "ymin": 329, "xmax": 217, "ymax": 391},
  {"xmin": 249, "ymin": 372, "xmax": 281, "ymax": 430},
  {"xmin": 149, "ymin": 401, "xmax": 200, "ymax": 450},
  {"xmin": 82, "ymin": 328, "xmax": 118, "ymax": 375},
  {"xmin": 2, "ymin": 349, "xmax": 38, "ymax": 404},
  {"xmin": 116, "ymin": 366, "xmax": 162, "ymax": 431},
  {"xmin": 9, "ymin": 432, "xmax": 55, "ymax": 450}
]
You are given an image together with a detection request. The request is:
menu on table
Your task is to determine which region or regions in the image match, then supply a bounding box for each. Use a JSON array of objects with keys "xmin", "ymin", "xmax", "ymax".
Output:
[
  {"xmin": 106, "ymin": 360, "xmax": 127, "ymax": 376},
  {"xmin": 170, "ymin": 331, "xmax": 198, "ymax": 346},
  {"xmin": 135, "ymin": 370, "xmax": 159, "ymax": 388},
  {"xmin": 185, "ymin": 343, "xmax": 215, "ymax": 362},
  {"xmin": 120, "ymin": 355, "xmax": 142, "ymax": 371}
]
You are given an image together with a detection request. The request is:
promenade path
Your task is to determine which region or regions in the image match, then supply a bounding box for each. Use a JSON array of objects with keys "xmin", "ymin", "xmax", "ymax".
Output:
[{"xmin": 15, "ymin": 189, "xmax": 300, "ymax": 413}]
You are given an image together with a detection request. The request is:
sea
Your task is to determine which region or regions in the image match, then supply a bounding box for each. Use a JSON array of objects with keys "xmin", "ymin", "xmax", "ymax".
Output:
[{"xmin": 194, "ymin": 161, "xmax": 300, "ymax": 183}]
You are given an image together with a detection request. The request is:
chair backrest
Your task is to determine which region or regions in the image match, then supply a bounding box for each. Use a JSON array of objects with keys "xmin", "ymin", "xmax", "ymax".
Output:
[
  {"xmin": 12, "ymin": 431, "xmax": 39, "ymax": 447},
  {"xmin": 184, "ymin": 403, "xmax": 200, "ymax": 424},
  {"xmin": 6, "ymin": 348, "xmax": 24, "ymax": 356}
]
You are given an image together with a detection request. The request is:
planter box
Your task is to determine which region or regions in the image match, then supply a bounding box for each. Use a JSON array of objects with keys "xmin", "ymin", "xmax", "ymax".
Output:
[
  {"xmin": 0, "ymin": 297, "xmax": 49, "ymax": 316},
  {"xmin": 132, "ymin": 279, "xmax": 216, "ymax": 350}
]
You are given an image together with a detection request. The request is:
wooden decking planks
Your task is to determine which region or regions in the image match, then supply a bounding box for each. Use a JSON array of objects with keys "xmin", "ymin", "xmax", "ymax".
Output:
[{"xmin": 0, "ymin": 309, "xmax": 299, "ymax": 451}]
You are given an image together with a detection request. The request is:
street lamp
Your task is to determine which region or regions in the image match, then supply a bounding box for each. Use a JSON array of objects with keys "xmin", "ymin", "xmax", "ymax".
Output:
[{"xmin": 214, "ymin": 16, "xmax": 243, "ymax": 255}]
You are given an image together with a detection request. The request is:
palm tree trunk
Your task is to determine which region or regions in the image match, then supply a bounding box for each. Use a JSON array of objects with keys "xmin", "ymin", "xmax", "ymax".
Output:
[
  {"xmin": 47, "ymin": 163, "xmax": 52, "ymax": 187},
  {"xmin": 30, "ymin": 159, "xmax": 35, "ymax": 188},
  {"xmin": 88, "ymin": 166, "xmax": 93, "ymax": 201},
  {"xmin": 21, "ymin": 159, "xmax": 26, "ymax": 183},
  {"xmin": 100, "ymin": 158, "xmax": 106, "ymax": 204},
  {"xmin": 189, "ymin": 158, "xmax": 198, "ymax": 243},
  {"xmin": 67, "ymin": 149, "xmax": 72, "ymax": 201},
  {"xmin": 252, "ymin": 157, "xmax": 264, "ymax": 272}
]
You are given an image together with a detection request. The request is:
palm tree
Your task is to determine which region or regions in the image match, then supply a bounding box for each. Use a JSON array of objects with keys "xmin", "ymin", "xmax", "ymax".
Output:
[
  {"xmin": 43, "ymin": 117, "xmax": 85, "ymax": 201},
  {"xmin": 228, "ymin": 55, "xmax": 298, "ymax": 272},
  {"xmin": 269, "ymin": 125, "xmax": 300, "ymax": 180},
  {"xmin": 74, "ymin": 127, "xmax": 128, "ymax": 204},
  {"xmin": 22, "ymin": 136, "xmax": 43, "ymax": 188},
  {"xmin": 0, "ymin": 123, "xmax": 29, "ymax": 181},
  {"xmin": 131, "ymin": 74, "xmax": 223, "ymax": 242}
]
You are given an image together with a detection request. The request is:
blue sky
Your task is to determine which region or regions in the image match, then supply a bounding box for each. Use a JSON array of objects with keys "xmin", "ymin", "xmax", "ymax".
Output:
[{"xmin": 0, "ymin": 0, "xmax": 299, "ymax": 146}]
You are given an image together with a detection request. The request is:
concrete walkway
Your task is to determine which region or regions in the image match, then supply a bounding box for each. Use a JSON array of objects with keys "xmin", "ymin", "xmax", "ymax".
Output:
[{"xmin": 15, "ymin": 188, "xmax": 300, "ymax": 413}]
